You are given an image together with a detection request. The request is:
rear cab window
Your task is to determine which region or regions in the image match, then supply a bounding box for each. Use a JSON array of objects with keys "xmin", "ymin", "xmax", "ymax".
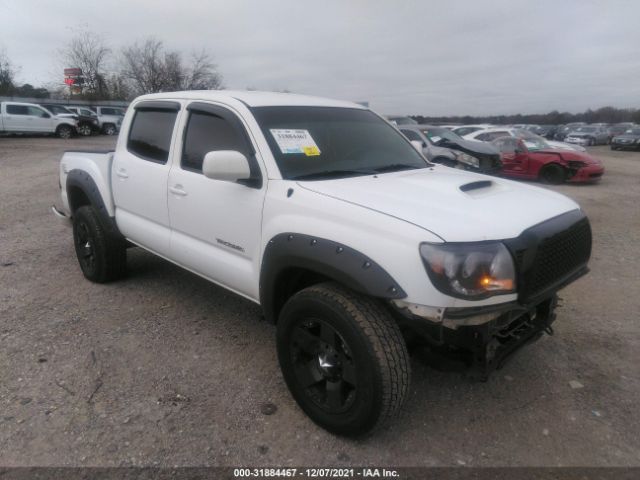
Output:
[{"xmin": 126, "ymin": 102, "xmax": 180, "ymax": 163}]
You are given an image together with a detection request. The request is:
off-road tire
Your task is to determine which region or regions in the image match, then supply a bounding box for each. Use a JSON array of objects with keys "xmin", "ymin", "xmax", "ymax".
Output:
[
  {"xmin": 277, "ymin": 282, "xmax": 410, "ymax": 436},
  {"xmin": 540, "ymin": 163, "xmax": 566, "ymax": 184},
  {"xmin": 72, "ymin": 206, "xmax": 126, "ymax": 283},
  {"xmin": 57, "ymin": 124, "xmax": 73, "ymax": 139}
]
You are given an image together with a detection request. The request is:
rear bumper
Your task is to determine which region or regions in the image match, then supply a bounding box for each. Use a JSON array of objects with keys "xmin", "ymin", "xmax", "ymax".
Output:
[{"xmin": 568, "ymin": 164, "xmax": 605, "ymax": 183}]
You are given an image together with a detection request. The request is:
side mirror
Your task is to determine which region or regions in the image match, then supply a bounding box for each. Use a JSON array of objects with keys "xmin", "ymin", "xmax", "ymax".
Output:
[
  {"xmin": 202, "ymin": 150, "xmax": 251, "ymax": 183},
  {"xmin": 410, "ymin": 140, "xmax": 424, "ymax": 152}
]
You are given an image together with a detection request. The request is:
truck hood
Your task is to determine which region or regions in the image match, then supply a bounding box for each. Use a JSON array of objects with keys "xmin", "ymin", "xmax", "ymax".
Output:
[{"xmin": 298, "ymin": 167, "xmax": 579, "ymax": 242}]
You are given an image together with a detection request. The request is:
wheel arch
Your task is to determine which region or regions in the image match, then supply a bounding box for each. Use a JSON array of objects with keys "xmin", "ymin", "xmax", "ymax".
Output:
[
  {"xmin": 66, "ymin": 169, "xmax": 124, "ymax": 240},
  {"xmin": 260, "ymin": 233, "xmax": 407, "ymax": 323}
]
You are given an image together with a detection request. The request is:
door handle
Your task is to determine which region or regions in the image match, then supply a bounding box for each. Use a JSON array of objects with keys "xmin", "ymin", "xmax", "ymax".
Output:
[
  {"xmin": 115, "ymin": 168, "xmax": 129, "ymax": 179},
  {"xmin": 169, "ymin": 185, "xmax": 188, "ymax": 196}
]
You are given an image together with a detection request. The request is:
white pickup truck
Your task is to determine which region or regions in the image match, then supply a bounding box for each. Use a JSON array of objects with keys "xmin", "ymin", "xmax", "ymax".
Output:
[
  {"xmin": 1, "ymin": 101, "xmax": 78, "ymax": 138},
  {"xmin": 54, "ymin": 91, "xmax": 592, "ymax": 435}
]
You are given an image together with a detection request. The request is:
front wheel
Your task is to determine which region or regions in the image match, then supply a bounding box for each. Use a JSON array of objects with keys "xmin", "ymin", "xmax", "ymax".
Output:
[
  {"xmin": 77, "ymin": 123, "xmax": 92, "ymax": 136},
  {"xmin": 540, "ymin": 163, "xmax": 566, "ymax": 184},
  {"xmin": 277, "ymin": 283, "xmax": 410, "ymax": 436},
  {"xmin": 57, "ymin": 124, "xmax": 73, "ymax": 139}
]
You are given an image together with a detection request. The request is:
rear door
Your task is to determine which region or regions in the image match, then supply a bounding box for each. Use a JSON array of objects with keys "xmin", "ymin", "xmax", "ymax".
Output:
[
  {"xmin": 3, "ymin": 104, "xmax": 30, "ymax": 131},
  {"xmin": 167, "ymin": 101, "xmax": 266, "ymax": 300},
  {"xmin": 112, "ymin": 101, "xmax": 181, "ymax": 256}
]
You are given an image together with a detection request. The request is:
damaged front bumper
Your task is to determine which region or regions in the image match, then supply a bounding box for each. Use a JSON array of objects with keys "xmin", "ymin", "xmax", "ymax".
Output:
[{"xmin": 392, "ymin": 295, "xmax": 559, "ymax": 379}]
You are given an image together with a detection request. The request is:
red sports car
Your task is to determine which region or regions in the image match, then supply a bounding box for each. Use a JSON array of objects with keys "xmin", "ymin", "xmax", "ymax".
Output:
[{"xmin": 492, "ymin": 135, "xmax": 604, "ymax": 184}]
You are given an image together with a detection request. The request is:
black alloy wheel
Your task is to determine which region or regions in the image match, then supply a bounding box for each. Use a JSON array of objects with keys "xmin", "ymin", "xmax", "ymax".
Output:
[
  {"xmin": 277, "ymin": 282, "xmax": 410, "ymax": 436},
  {"xmin": 289, "ymin": 318, "xmax": 357, "ymax": 413}
]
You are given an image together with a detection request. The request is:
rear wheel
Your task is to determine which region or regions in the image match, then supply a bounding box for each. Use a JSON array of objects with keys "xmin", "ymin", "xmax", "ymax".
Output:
[
  {"xmin": 277, "ymin": 282, "xmax": 410, "ymax": 436},
  {"xmin": 103, "ymin": 123, "xmax": 116, "ymax": 136},
  {"xmin": 540, "ymin": 163, "xmax": 566, "ymax": 184},
  {"xmin": 72, "ymin": 206, "xmax": 126, "ymax": 283},
  {"xmin": 588, "ymin": 137, "xmax": 595, "ymax": 146}
]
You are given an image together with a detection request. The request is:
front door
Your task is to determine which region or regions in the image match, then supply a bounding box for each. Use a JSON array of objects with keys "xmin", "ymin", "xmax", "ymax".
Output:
[
  {"xmin": 495, "ymin": 137, "xmax": 530, "ymax": 177},
  {"xmin": 168, "ymin": 102, "xmax": 266, "ymax": 300}
]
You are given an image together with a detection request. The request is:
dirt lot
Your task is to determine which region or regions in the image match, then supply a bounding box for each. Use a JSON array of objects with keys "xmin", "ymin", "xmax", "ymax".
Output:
[{"xmin": 0, "ymin": 136, "xmax": 639, "ymax": 467}]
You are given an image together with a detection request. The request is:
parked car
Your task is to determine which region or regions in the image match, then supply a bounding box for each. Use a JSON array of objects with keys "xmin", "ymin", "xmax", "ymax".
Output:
[
  {"xmin": 492, "ymin": 135, "xmax": 604, "ymax": 184},
  {"xmin": 610, "ymin": 127, "xmax": 640, "ymax": 150},
  {"xmin": 92, "ymin": 106, "xmax": 125, "ymax": 135},
  {"xmin": 399, "ymin": 124, "xmax": 502, "ymax": 172},
  {"xmin": 0, "ymin": 101, "xmax": 77, "ymax": 138},
  {"xmin": 554, "ymin": 123, "xmax": 586, "ymax": 141},
  {"xmin": 41, "ymin": 104, "xmax": 100, "ymax": 136},
  {"xmin": 451, "ymin": 124, "xmax": 493, "ymax": 137},
  {"xmin": 607, "ymin": 123, "xmax": 636, "ymax": 142},
  {"xmin": 385, "ymin": 115, "xmax": 418, "ymax": 125},
  {"xmin": 54, "ymin": 90, "xmax": 593, "ymax": 435},
  {"xmin": 463, "ymin": 127, "xmax": 586, "ymax": 152},
  {"xmin": 533, "ymin": 124, "xmax": 558, "ymax": 139},
  {"xmin": 564, "ymin": 126, "xmax": 610, "ymax": 146},
  {"xmin": 66, "ymin": 106, "xmax": 103, "ymax": 136}
]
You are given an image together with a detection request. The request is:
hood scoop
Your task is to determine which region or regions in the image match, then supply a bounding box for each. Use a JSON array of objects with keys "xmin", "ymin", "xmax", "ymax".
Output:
[{"xmin": 459, "ymin": 180, "xmax": 493, "ymax": 193}]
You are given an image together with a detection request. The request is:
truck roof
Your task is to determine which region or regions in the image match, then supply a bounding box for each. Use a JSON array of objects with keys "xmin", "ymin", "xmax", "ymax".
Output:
[{"xmin": 135, "ymin": 90, "xmax": 366, "ymax": 109}]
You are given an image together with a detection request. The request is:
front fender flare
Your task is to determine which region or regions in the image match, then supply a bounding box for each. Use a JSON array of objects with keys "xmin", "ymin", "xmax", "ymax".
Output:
[{"xmin": 260, "ymin": 233, "xmax": 407, "ymax": 322}]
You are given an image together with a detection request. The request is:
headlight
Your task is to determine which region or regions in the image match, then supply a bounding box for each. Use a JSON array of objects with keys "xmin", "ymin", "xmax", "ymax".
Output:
[
  {"xmin": 92, "ymin": 119, "xmax": 98, "ymax": 125},
  {"xmin": 454, "ymin": 151, "xmax": 480, "ymax": 168},
  {"xmin": 420, "ymin": 242, "xmax": 516, "ymax": 299}
]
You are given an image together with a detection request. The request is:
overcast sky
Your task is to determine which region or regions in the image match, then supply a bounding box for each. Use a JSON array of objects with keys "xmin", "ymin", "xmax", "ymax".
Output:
[{"xmin": 1, "ymin": 0, "xmax": 639, "ymax": 115}]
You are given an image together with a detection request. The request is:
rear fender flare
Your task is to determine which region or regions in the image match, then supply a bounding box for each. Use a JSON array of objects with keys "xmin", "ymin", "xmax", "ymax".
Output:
[{"xmin": 66, "ymin": 169, "xmax": 123, "ymax": 240}]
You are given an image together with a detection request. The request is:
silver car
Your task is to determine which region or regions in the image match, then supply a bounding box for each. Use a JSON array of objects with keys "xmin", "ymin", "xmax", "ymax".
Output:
[
  {"xmin": 565, "ymin": 125, "xmax": 610, "ymax": 146},
  {"xmin": 399, "ymin": 125, "xmax": 502, "ymax": 173}
]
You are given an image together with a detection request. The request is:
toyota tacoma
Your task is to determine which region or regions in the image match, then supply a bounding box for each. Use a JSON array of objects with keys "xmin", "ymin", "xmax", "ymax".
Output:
[{"xmin": 53, "ymin": 91, "xmax": 592, "ymax": 435}]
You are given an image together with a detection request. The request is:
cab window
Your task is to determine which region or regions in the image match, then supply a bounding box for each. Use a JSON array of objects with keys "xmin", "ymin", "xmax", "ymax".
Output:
[
  {"xmin": 182, "ymin": 109, "xmax": 251, "ymax": 173},
  {"xmin": 127, "ymin": 109, "xmax": 178, "ymax": 163}
]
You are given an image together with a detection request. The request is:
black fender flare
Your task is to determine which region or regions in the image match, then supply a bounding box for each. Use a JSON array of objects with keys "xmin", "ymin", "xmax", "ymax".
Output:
[
  {"xmin": 66, "ymin": 169, "xmax": 124, "ymax": 240},
  {"xmin": 259, "ymin": 233, "xmax": 407, "ymax": 323}
]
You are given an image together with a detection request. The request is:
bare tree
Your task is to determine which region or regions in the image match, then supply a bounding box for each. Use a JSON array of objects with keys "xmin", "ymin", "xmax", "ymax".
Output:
[
  {"xmin": 0, "ymin": 48, "xmax": 18, "ymax": 95},
  {"xmin": 120, "ymin": 38, "xmax": 222, "ymax": 94},
  {"xmin": 184, "ymin": 49, "xmax": 223, "ymax": 90},
  {"xmin": 59, "ymin": 28, "xmax": 111, "ymax": 98}
]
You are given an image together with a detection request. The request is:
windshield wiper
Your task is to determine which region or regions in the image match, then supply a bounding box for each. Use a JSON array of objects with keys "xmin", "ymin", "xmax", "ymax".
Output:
[
  {"xmin": 372, "ymin": 163, "xmax": 423, "ymax": 173},
  {"xmin": 290, "ymin": 169, "xmax": 376, "ymax": 180}
]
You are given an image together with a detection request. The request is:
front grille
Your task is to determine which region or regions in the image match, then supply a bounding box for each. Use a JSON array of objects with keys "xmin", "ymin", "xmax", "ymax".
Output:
[{"xmin": 509, "ymin": 213, "xmax": 592, "ymax": 302}]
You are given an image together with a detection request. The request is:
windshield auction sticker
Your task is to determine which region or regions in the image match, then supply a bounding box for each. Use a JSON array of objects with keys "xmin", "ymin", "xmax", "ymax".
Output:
[{"xmin": 270, "ymin": 129, "xmax": 321, "ymax": 156}]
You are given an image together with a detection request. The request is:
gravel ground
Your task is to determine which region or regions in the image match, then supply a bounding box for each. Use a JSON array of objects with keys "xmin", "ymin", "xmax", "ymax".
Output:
[{"xmin": 0, "ymin": 136, "xmax": 638, "ymax": 467}]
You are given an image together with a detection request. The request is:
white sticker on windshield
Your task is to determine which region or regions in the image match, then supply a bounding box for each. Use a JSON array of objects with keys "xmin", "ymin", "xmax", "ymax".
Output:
[
  {"xmin": 270, "ymin": 129, "xmax": 321, "ymax": 156},
  {"xmin": 430, "ymin": 135, "xmax": 442, "ymax": 143}
]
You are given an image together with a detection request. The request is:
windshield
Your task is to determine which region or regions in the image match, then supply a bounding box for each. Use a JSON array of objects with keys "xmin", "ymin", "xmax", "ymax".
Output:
[
  {"xmin": 625, "ymin": 129, "xmax": 640, "ymax": 135},
  {"xmin": 45, "ymin": 105, "xmax": 72, "ymax": 115},
  {"xmin": 574, "ymin": 126, "xmax": 596, "ymax": 133},
  {"xmin": 516, "ymin": 131, "xmax": 550, "ymax": 151},
  {"xmin": 419, "ymin": 127, "xmax": 463, "ymax": 145},
  {"xmin": 252, "ymin": 107, "xmax": 429, "ymax": 180}
]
